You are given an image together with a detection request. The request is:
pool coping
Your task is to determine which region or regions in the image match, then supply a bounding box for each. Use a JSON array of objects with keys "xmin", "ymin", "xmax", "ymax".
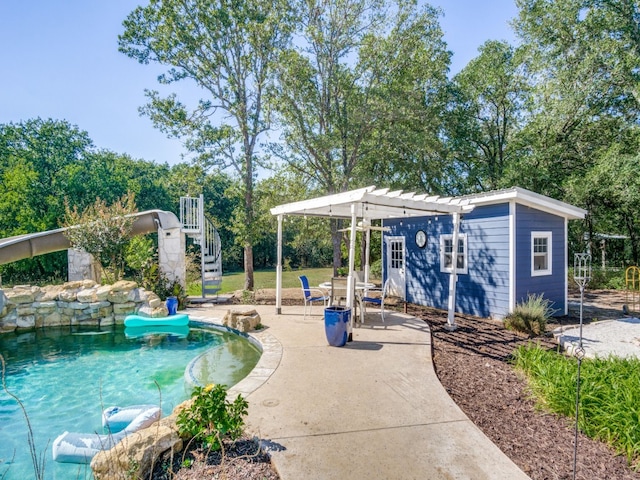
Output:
[{"xmin": 186, "ymin": 312, "xmax": 282, "ymax": 399}]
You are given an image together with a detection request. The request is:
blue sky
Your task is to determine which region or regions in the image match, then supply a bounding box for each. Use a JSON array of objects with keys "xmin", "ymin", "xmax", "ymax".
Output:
[{"xmin": 0, "ymin": 1, "xmax": 518, "ymax": 167}]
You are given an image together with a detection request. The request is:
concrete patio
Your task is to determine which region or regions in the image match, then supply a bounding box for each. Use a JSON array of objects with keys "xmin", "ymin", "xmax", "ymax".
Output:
[{"xmin": 188, "ymin": 303, "xmax": 531, "ymax": 480}]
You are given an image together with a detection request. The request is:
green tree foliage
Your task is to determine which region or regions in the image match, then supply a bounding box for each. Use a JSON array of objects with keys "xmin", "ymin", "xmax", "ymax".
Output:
[
  {"xmin": 0, "ymin": 119, "xmax": 94, "ymax": 282},
  {"xmin": 511, "ymin": 0, "xmax": 640, "ymax": 198},
  {"xmin": 119, "ymin": 0, "xmax": 297, "ymax": 290},
  {"xmin": 63, "ymin": 193, "xmax": 138, "ymax": 283},
  {"xmin": 566, "ymin": 151, "xmax": 640, "ymax": 264},
  {"xmin": 447, "ymin": 41, "xmax": 530, "ymax": 192},
  {"xmin": 272, "ymin": 0, "xmax": 450, "ymax": 271}
]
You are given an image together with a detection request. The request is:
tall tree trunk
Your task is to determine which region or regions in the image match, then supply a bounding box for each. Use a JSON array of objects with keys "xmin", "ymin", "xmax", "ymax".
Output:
[
  {"xmin": 244, "ymin": 243, "xmax": 254, "ymax": 291},
  {"xmin": 331, "ymin": 218, "xmax": 342, "ymax": 276}
]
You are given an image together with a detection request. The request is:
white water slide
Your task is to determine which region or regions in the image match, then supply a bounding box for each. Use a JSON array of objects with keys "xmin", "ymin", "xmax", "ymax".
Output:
[{"xmin": 0, "ymin": 210, "xmax": 181, "ymax": 265}]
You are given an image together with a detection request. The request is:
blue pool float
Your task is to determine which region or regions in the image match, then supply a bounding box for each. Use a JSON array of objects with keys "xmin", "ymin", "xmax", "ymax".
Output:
[
  {"xmin": 123, "ymin": 313, "xmax": 189, "ymax": 327},
  {"xmin": 125, "ymin": 324, "xmax": 190, "ymax": 338}
]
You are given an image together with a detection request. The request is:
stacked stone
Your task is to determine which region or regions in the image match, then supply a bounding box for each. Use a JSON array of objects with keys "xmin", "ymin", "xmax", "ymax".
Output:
[{"xmin": 0, "ymin": 280, "xmax": 168, "ymax": 333}]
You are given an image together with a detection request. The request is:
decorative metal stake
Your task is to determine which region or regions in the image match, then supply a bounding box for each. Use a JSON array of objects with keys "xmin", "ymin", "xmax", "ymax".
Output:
[{"xmin": 572, "ymin": 253, "xmax": 591, "ymax": 480}]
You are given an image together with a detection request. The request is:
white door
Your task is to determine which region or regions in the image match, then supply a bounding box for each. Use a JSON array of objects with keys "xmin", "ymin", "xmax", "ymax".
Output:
[{"xmin": 386, "ymin": 236, "xmax": 406, "ymax": 299}]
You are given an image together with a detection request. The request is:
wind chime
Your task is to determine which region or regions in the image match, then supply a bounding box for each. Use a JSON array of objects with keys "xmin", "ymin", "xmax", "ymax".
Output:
[{"xmin": 572, "ymin": 252, "xmax": 591, "ymax": 480}]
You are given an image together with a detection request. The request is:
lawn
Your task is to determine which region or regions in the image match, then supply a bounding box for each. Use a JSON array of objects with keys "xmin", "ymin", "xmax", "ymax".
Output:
[{"xmin": 188, "ymin": 267, "xmax": 334, "ymax": 295}]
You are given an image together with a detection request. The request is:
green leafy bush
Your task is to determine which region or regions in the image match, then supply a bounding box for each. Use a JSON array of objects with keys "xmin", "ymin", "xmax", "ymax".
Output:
[
  {"xmin": 568, "ymin": 266, "xmax": 625, "ymax": 290},
  {"xmin": 141, "ymin": 262, "xmax": 188, "ymax": 309},
  {"xmin": 504, "ymin": 293, "xmax": 556, "ymax": 336},
  {"xmin": 176, "ymin": 384, "xmax": 248, "ymax": 451}
]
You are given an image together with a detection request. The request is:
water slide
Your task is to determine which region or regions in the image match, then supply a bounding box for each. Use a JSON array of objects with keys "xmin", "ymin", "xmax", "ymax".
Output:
[{"xmin": 0, "ymin": 210, "xmax": 181, "ymax": 265}]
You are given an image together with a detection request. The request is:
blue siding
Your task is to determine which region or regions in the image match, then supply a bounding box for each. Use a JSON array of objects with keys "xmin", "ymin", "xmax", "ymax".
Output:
[
  {"xmin": 514, "ymin": 204, "xmax": 566, "ymax": 315},
  {"xmin": 386, "ymin": 203, "xmax": 511, "ymax": 319}
]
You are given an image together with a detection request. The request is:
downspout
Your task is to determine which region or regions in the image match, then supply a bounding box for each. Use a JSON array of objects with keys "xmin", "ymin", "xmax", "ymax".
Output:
[
  {"xmin": 447, "ymin": 212, "xmax": 461, "ymax": 330},
  {"xmin": 276, "ymin": 214, "xmax": 283, "ymax": 315}
]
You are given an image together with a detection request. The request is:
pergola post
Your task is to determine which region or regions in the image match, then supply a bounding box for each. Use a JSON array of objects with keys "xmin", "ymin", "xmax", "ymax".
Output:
[
  {"xmin": 446, "ymin": 212, "xmax": 461, "ymax": 330},
  {"xmin": 346, "ymin": 204, "xmax": 357, "ymax": 335},
  {"xmin": 276, "ymin": 214, "xmax": 283, "ymax": 315}
]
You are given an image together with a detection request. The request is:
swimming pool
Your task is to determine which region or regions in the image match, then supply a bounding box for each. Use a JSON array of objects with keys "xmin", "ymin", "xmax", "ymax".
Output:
[{"xmin": 0, "ymin": 323, "xmax": 261, "ymax": 480}]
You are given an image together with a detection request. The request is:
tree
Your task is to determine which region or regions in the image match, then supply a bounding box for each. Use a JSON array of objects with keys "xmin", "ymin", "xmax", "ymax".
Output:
[
  {"xmin": 63, "ymin": 193, "xmax": 138, "ymax": 283},
  {"xmin": 566, "ymin": 150, "xmax": 640, "ymax": 265},
  {"xmin": 272, "ymin": 0, "xmax": 450, "ymax": 271},
  {"xmin": 446, "ymin": 41, "xmax": 530, "ymax": 192},
  {"xmin": 510, "ymin": 0, "xmax": 640, "ymax": 197},
  {"xmin": 119, "ymin": 0, "xmax": 296, "ymax": 290},
  {"xmin": 0, "ymin": 119, "xmax": 95, "ymax": 282}
]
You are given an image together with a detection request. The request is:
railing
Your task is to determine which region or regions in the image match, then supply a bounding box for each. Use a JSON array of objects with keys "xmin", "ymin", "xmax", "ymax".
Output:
[{"xmin": 180, "ymin": 196, "xmax": 201, "ymax": 233}]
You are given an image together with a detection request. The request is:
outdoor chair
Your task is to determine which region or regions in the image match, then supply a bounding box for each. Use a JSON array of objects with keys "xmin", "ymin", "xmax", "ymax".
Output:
[
  {"xmin": 361, "ymin": 279, "xmax": 389, "ymax": 322},
  {"xmin": 298, "ymin": 275, "xmax": 329, "ymax": 320}
]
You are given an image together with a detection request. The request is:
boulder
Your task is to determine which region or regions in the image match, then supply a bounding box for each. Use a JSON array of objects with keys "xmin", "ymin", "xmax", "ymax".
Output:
[
  {"xmin": 77, "ymin": 288, "xmax": 98, "ymax": 303},
  {"xmin": 91, "ymin": 419, "xmax": 182, "ymax": 480},
  {"xmin": 222, "ymin": 308, "xmax": 261, "ymax": 332},
  {"xmin": 5, "ymin": 286, "xmax": 40, "ymax": 304},
  {"xmin": 16, "ymin": 315, "xmax": 35, "ymax": 329},
  {"xmin": 96, "ymin": 285, "xmax": 112, "ymax": 302},
  {"xmin": 113, "ymin": 302, "xmax": 136, "ymax": 315}
]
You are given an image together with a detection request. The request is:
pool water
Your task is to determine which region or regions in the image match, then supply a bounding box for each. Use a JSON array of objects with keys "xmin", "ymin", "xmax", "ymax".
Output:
[{"xmin": 0, "ymin": 323, "xmax": 261, "ymax": 480}]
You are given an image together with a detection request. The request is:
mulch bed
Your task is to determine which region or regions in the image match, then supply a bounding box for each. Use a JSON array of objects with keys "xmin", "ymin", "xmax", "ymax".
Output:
[
  {"xmin": 406, "ymin": 302, "xmax": 640, "ymax": 480},
  {"xmin": 172, "ymin": 289, "xmax": 639, "ymax": 479},
  {"xmin": 151, "ymin": 436, "xmax": 279, "ymax": 480}
]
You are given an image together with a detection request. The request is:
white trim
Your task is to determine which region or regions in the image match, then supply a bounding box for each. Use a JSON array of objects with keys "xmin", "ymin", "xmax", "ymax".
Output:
[
  {"xmin": 458, "ymin": 186, "xmax": 586, "ymax": 220},
  {"xmin": 440, "ymin": 233, "xmax": 468, "ymax": 275},
  {"xmin": 509, "ymin": 201, "xmax": 516, "ymax": 313},
  {"xmin": 564, "ymin": 218, "xmax": 569, "ymax": 315},
  {"xmin": 531, "ymin": 231, "xmax": 552, "ymax": 276},
  {"xmin": 386, "ymin": 235, "xmax": 406, "ymax": 299}
]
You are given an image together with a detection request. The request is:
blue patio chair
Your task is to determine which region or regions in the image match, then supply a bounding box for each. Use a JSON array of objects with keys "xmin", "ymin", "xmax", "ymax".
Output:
[
  {"xmin": 361, "ymin": 279, "xmax": 389, "ymax": 322},
  {"xmin": 299, "ymin": 275, "xmax": 329, "ymax": 320}
]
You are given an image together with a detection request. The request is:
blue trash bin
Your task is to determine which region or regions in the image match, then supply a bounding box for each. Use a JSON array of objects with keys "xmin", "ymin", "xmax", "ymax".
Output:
[
  {"xmin": 324, "ymin": 306, "xmax": 351, "ymax": 347},
  {"xmin": 166, "ymin": 296, "xmax": 178, "ymax": 316}
]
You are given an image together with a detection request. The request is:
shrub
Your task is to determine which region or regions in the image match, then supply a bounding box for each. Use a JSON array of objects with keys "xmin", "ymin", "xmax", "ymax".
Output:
[
  {"xmin": 176, "ymin": 384, "xmax": 248, "ymax": 451},
  {"xmin": 504, "ymin": 293, "xmax": 556, "ymax": 336},
  {"xmin": 513, "ymin": 345, "xmax": 640, "ymax": 468},
  {"xmin": 369, "ymin": 259, "xmax": 382, "ymax": 279}
]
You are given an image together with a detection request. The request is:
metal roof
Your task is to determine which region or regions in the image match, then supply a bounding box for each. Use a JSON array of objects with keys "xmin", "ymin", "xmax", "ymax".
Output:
[
  {"xmin": 270, "ymin": 186, "xmax": 475, "ymax": 219},
  {"xmin": 457, "ymin": 187, "xmax": 587, "ymax": 220}
]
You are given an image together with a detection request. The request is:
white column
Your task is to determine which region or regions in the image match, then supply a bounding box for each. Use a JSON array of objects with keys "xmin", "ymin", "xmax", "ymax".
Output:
[
  {"xmin": 347, "ymin": 204, "xmax": 357, "ymax": 308},
  {"xmin": 276, "ymin": 214, "xmax": 283, "ymax": 315},
  {"xmin": 364, "ymin": 219, "xmax": 371, "ymax": 285},
  {"xmin": 447, "ymin": 212, "xmax": 461, "ymax": 329}
]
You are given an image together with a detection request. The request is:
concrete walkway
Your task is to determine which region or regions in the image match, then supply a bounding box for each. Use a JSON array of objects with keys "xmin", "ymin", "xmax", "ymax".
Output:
[{"xmin": 189, "ymin": 304, "xmax": 530, "ymax": 480}]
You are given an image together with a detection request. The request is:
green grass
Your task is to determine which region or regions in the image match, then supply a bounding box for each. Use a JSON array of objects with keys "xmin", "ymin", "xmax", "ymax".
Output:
[
  {"xmin": 187, "ymin": 267, "xmax": 333, "ymax": 295},
  {"xmin": 513, "ymin": 345, "xmax": 640, "ymax": 468}
]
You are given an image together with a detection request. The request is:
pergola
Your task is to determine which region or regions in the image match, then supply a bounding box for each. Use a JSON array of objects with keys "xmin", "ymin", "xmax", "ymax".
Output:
[{"xmin": 270, "ymin": 186, "xmax": 476, "ymax": 328}]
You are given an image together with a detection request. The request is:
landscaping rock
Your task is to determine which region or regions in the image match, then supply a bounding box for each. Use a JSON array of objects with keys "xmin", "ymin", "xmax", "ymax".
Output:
[
  {"xmin": 222, "ymin": 308, "xmax": 261, "ymax": 332},
  {"xmin": 0, "ymin": 282, "xmax": 166, "ymax": 333}
]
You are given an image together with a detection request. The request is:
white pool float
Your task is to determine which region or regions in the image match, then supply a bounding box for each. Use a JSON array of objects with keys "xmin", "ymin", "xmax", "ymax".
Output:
[{"xmin": 52, "ymin": 404, "xmax": 161, "ymax": 464}]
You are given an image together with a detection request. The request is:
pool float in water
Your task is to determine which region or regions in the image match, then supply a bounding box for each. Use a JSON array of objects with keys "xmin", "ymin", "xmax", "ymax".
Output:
[
  {"xmin": 123, "ymin": 313, "xmax": 189, "ymax": 327},
  {"xmin": 52, "ymin": 404, "xmax": 161, "ymax": 464},
  {"xmin": 124, "ymin": 324, "xmax": 190, "ymax": 339}
]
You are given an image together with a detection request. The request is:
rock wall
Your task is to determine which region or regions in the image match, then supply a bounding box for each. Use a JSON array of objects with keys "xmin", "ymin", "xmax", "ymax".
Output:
[{"xmin": 0, "ymin": 280, "xmax": 169, "ymax": 333}]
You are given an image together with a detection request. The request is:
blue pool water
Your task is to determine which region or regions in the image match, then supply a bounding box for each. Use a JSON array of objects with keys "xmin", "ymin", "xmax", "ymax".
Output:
[{"xmin": 0, "ymin": 323, "xmax": 261, "ymax": 480}]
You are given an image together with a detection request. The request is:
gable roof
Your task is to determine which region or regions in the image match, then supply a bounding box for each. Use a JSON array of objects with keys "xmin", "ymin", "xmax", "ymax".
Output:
[{"xmin": 457, "ymin": 187, "xmax": 587, "ymax": 220}]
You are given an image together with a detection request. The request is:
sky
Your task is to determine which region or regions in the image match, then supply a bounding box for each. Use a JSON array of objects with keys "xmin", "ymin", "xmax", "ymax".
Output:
[{"xmin": 0, "ymin": 1, "xmax": 518, "ymax": 167}]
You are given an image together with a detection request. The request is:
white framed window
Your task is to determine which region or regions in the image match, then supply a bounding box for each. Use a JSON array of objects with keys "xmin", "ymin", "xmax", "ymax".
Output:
[
  {"xmin": 440, "ymin": 234, "xmax": 468, "ymax": 274},
  {"xmin": 531, "ymin": 232, "xmax": 552, "ymax": 276}
]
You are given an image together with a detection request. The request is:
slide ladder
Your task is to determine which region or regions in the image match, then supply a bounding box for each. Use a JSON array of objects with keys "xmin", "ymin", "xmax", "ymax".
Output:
[{"xmin": 180, "ymin": 195, "xmax": 222, "ymax": 298}]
